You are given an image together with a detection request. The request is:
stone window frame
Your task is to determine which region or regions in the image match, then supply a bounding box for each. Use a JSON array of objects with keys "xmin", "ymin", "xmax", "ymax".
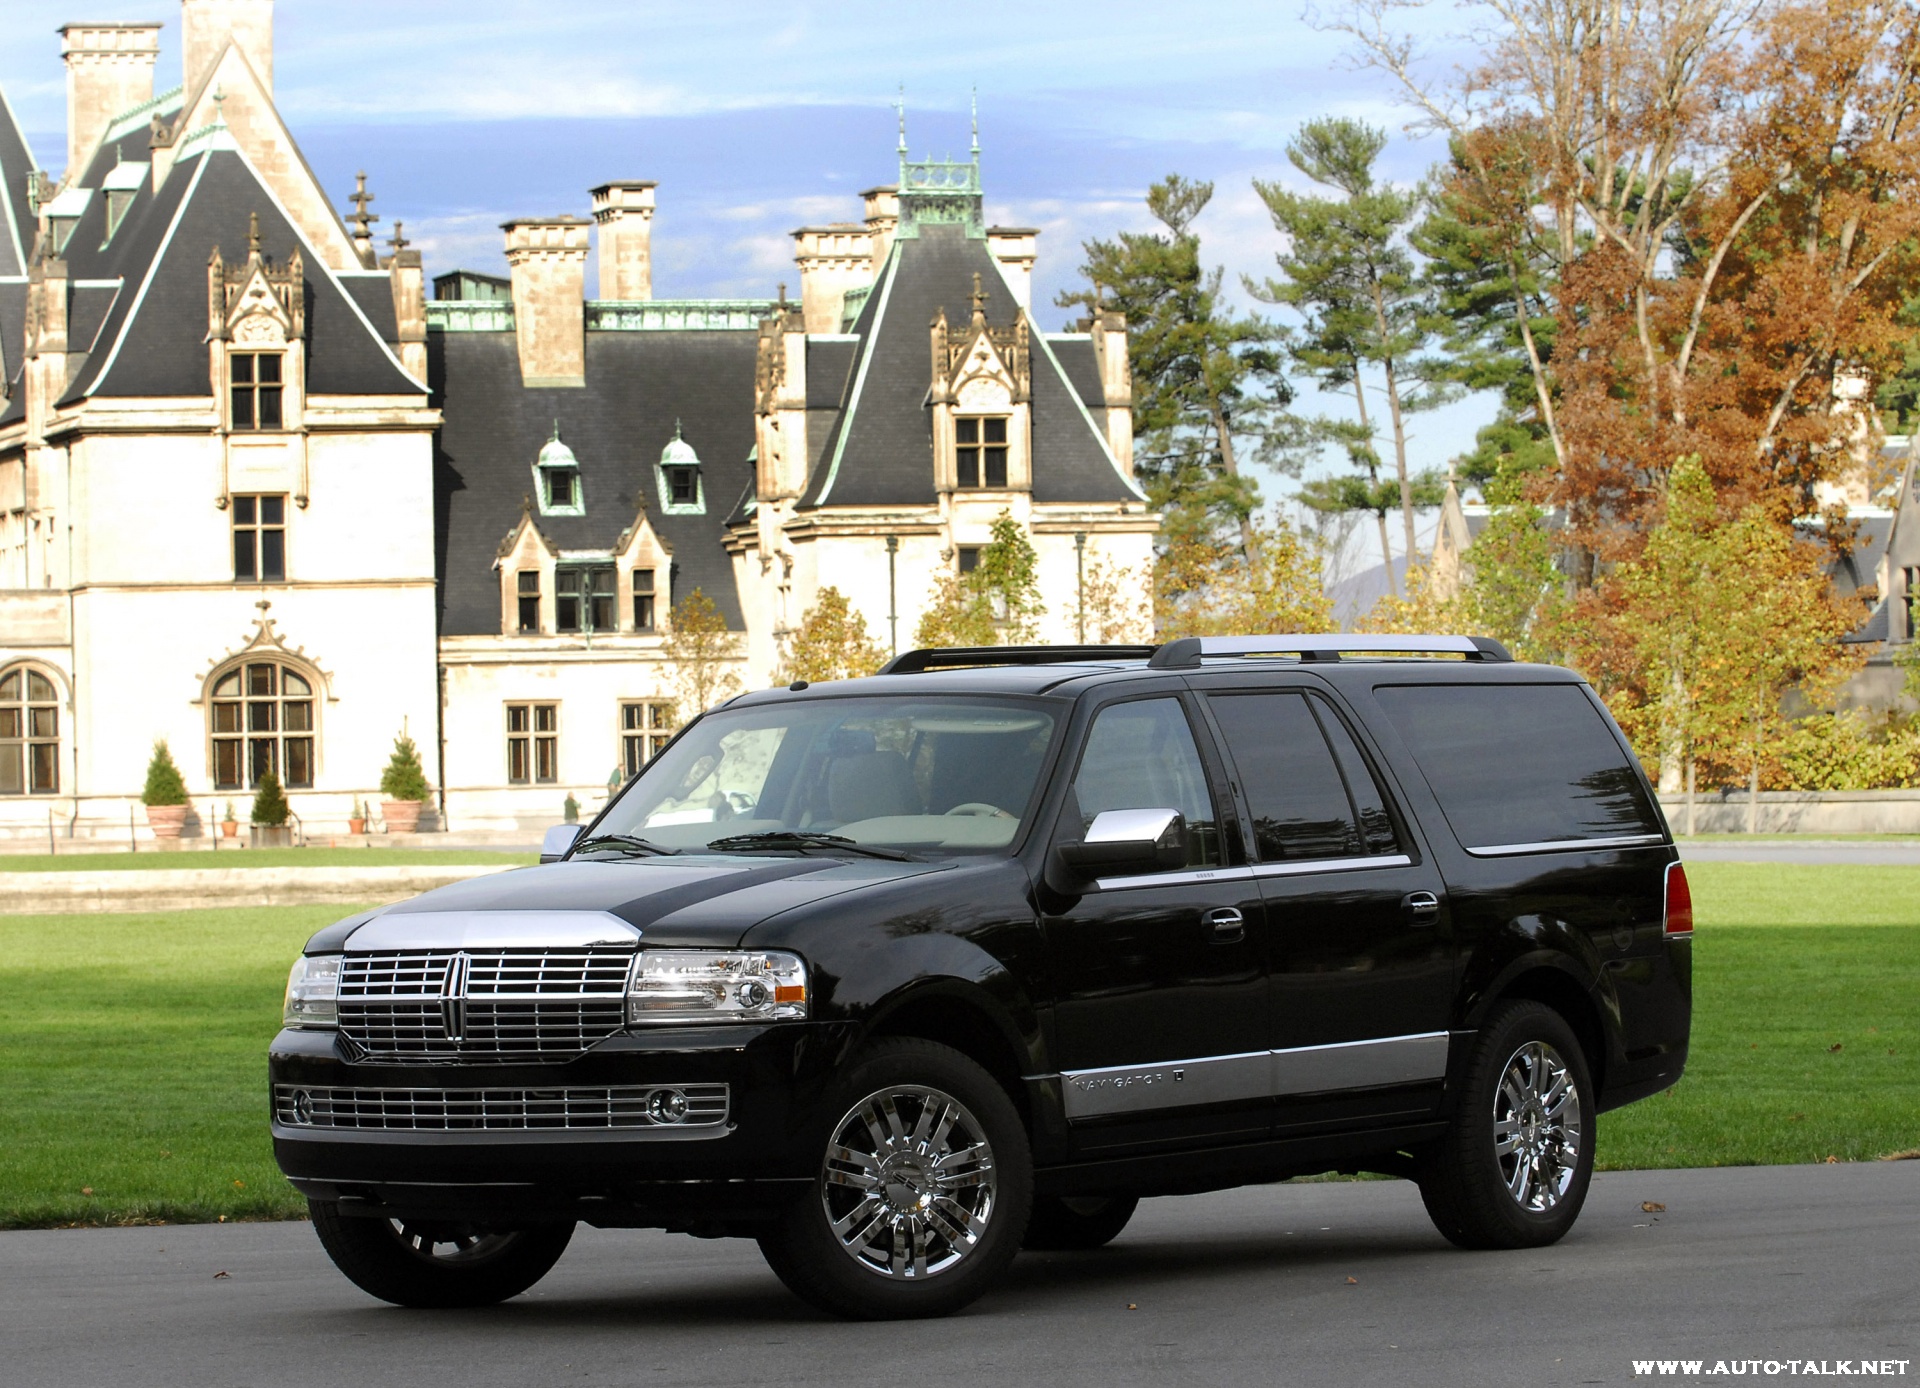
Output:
[
  {"xmin": 954, "ymin": 415, "xmax": 1010, "ymax": 489},
  {"xmin": 507, "ymin": 702, "xmax": 560, "ymax": 784},
  {"xmin": 208, "ymin": 656, "xmax": 320, "ymax": 792},
  {"xmin": 228, "ymin": 350, "xmax": 287, "ymax": 431},
  {"xmin": 620, "ymin": 701, "xmax": 677, "ymax": 779},
  {"xmin": 0, "ymin": 663, "xmax": 64, "ymax": 796},
  {"xmin": 233, "ymin": 493, "xmax": 288, "ymax": 583}
]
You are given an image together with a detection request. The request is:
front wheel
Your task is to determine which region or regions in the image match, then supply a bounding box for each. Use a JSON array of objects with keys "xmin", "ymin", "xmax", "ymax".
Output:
[
  {"xmin": 757, "ymin": 1038, "xmax": 1033, "ymax": 1320},
  {"xmin": 1418, "ymin": 1000, "xmax": 1594, "ymax": 1250},
  {"xmin": 309, "ymin": 1200, "xmax": 574, "ymax": 1307}
]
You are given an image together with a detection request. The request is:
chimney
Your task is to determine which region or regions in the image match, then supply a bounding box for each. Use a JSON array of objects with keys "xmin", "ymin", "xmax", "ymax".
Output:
[
  {"xmin": 986, "ymin": 227, "xmax": 1038, "ymax": 313},
  {"xmin": 183, "ymin": 0, "xmax": 274, "ymax": 97},
  {"xmin": 385, "ymin": 228, "xmax": 427, "ymax": 385},
  {"xmin": 1089, "ymin": 309, "xmax": 1134, "ymax": 475},
  {"xmin": 503, "ymin": 217, "xmax": 590, "ymax": 388},
  {"xmin": 862, "ymin": 185, "xmax": 898, "ymax": 274},
  {"xmin": 59, "ymin": 23, "xmax": 161, "ymax": 181},
  {"xmin": 590, "ymin": 181, "xmax": 655, "ymax": 300}
]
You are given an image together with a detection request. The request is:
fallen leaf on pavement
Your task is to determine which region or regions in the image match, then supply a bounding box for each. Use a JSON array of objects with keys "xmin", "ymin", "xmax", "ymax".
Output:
[
  {"xmin": 1346, "ymin": 1277, "xmax": 1358, "ymax": 1285},
  {"xmin": 1127, "ymin": 1303, "xmax": 1137, "ymax": 1310},
  {"xmin": 1641, "ymin": 1202, "xmax": 1665, "ymax": 1213},
  {"xmin": 213, "ymin": 1271, "xmax": 230, "ymax": 1279}
]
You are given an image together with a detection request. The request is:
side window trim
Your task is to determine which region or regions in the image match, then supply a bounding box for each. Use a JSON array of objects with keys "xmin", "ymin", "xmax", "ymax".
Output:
[{"xmin": 1303, "ymin": 691, "xmax": 1414, "ymax": 858}]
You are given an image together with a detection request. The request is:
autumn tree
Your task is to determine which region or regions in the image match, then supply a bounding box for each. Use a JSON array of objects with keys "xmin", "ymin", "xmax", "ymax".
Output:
[
  {"xmin": 663, "ymin": 588, "xmax": 743, "ymax": 718},
  {"xmin": 773, "ymin": 587, "xmax": 886, "ymax": 685},
  {"xmin": 1155, "ymin": 522, "xmax": 1335, "ymax": 639},
  {"xmin": 1253, "ymin": 118, "xmax": 1457, "ymax": 586},
  {"xmin": 914, "ymin": 513, "xmax": 1045, "ymax": 648},
  {"xmin": 1059, "ymin": 176, "xmax": 1295, "ymax": 550},
  {"xmin": 1603, "ymin": 458, "xmax": 1860, "ymax": 826}
]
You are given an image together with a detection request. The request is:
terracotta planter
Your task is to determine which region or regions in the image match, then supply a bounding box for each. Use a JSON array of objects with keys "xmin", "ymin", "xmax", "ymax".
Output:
[
  {"xmin": 144, "ymin": 804, "xmax": 189, "ymax": 839},
  {"xmin": 221, "ymin": 820, "xmax": 239, "ymax": 839},
  {"xmin": 347, "ymin": 818, "xmax": 367, "ymax": 835},
  {"xmin": 382, "ymin": 799, "xmax": 424, "ymax": 834}
]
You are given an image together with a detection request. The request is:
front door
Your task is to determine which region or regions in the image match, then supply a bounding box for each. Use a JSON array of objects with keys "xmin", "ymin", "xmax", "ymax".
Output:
[
  {"xmin": 1041, "ymin": 694, "xmax": 1271, "ymax": 1152},
  {"xmin": 1198, "ymin": 684, "xmax": 1456, "ymax": 1132}
]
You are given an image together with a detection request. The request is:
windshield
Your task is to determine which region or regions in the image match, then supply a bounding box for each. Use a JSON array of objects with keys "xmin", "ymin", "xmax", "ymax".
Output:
[{"xmin": 591, "ymin": 696, "xmax": 1061, "ymax": 855}]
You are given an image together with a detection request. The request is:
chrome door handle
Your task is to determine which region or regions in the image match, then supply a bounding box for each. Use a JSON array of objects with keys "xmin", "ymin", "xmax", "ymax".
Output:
[
  {"xmin": 1403, "ymin": 891, "xmax": 1440, "ymax": 925},
  {"xmin": 1205, "ymin": 907, "xmax": 1246, "ymax": 941}
]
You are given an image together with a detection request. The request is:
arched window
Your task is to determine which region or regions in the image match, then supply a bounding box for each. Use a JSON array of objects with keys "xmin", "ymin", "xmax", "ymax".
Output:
[
  {"xmin": 210, "ymin": 659, "xmax": 316, "ymax": 790},
  {"xmin": 0, "ymin": 666, "xmax": 61, "ymax": 795}
]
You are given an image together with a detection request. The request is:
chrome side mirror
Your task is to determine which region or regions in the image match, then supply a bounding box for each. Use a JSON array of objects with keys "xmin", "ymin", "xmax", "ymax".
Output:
[
  {"xmin": 1055, "ymin": 808, "xmax": 1188, "ymax": 883},
  {"xmin": 540, "ymin": 823, "xmax": 583, "ymax": 863}
]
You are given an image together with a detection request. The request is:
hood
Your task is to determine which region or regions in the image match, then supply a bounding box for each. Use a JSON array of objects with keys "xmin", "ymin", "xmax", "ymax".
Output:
[{"xmin": 302, "ymin": 855, "xmax": 956, "ymax": 953}]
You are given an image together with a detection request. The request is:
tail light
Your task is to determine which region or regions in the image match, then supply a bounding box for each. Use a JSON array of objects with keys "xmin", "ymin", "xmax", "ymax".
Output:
[{"xmin": 1663, "ymin": 862, "xmax": 1693, "ymax": 938}]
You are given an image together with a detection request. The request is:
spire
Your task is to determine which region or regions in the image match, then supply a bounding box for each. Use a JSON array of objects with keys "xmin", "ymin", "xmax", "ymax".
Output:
[
  {"xmin": 971, "ymin": 87, "xmax": 979, "ymax": 155},
  {"xmin": 970, "ymin": 271, "xmax": 988, "ymax": 319},
  {"xmin": 896, "ymin": 85, "xmax": 907, "ymax": 157},
  {"xmin": 349, "ymin": 172, "xmax": 379, "ymax": 240},
  {"xmin": 247, "ymin": 210, "xmax": 261, "ymax": 259},
  {"xmin": 388, "ymin": 220, "xmax": 409, "ymax": 253}
]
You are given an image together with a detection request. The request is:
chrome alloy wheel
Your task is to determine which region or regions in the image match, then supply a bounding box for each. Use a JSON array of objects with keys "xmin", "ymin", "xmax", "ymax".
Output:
[
  {"xmin": 388, "ymin": 1219, "xmax": 517, "ymax": 1265},
  {"xmin": 1492, "ymin": 1040, "xmax": 1584, "ymax": 1213},
  {"xmin": 819, "ymin": 1084, "xmax": 998, "ymax": 1280}
]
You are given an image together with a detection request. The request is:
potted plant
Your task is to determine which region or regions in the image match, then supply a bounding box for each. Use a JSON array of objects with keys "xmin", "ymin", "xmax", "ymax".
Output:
[
  {"xmin": 141, "ymin": 740, "xmax": 191, "ymax": 841},
  {"xmin": 250, "ymin": 769, "xmax": 293, "ymax": 848},
  {"xmin": 221, "ymin": 801, "xmax": 238, "ymax": 838},
  {"xmin": 380, "ymin": 732, "xmax": 432, "ymax": 834},
  {"xmin": 347, "ymin": 798, "xmax": 367, "ymax": 836}
]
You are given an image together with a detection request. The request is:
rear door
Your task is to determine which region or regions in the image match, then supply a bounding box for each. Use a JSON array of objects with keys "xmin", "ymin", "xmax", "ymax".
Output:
[
  {"xmin": 1196, "ymin": 682, "xmax": 1457, "ymax": 1130},
  {"xmin": 1040, "ymin": 692, "xmax": 1272, "ymax": 1152}
]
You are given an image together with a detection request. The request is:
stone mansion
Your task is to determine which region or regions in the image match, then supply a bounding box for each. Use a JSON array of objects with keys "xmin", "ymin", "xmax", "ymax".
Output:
[{"xmin": 0, "ymin": 0, "xmax": 1156, "ymax": 838}]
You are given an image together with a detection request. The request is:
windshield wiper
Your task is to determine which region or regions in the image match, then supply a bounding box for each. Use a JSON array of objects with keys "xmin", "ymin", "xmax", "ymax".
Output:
[
  {"xmin": 569, "ymin": 833, "xmax": 680, "ymax": 858},
  {"xmin": 702, "ymin": 830, "xmax": 918, "ymax": 862}
]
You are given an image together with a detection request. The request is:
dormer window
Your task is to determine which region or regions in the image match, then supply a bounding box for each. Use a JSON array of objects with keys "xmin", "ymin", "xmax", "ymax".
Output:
[
  {"xmin": 230, "ymin": 353, "xmax": 284, "ymax": 430},
  {"xmin": 655, "ymin": 422, "xmax": 705, "ymax": 515},
  {"xmin": 955, "ymin": 417, "xmax": 1008, "ymax": 488},
  {"xmin": 533, "ymin": 424, "xmax": 586, "ymax": 517},
  {"xmin": 101, "ymin": 162, "xmax": 147, "ymax": 245},
  {"xmin": 43, "ymin": 186, "xmax": 91, "ymax": 256}
]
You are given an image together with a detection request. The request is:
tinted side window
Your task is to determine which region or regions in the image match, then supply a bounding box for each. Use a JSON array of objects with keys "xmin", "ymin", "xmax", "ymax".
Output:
[
  {"xmin": 1372, "ymin": 683, "xmax": 1662, "ymax": 850},
  {"xmin": 1312, "ymin": 701, "xmax": 1401, "ymax": 855},
  {"xmin": 1208, "ymin": 692, "xmax": 1360, "ymax": 861},
  {"xmin": 1071, "ymin": 697, "xmax": 1222, "ymax": 868}
]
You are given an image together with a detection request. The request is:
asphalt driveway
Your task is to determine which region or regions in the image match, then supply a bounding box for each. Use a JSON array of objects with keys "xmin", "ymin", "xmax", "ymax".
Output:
[{"xmin": 2, "ymin": 1162, "xmax": 1914, "ymax": 1387}]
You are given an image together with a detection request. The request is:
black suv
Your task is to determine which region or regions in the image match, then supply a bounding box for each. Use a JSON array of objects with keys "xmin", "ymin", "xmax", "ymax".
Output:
[{"xmin": 271, "ymin": 635, "xmax": 1691, "ymax": 1319}]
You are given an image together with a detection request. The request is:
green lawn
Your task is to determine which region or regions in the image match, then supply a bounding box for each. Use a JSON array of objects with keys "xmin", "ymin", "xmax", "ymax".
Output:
[
  {"xmin": 0, "ymin": 865, "xmax": 1914, "ymax": 1228},
  {"xmin": 0, "ymin": 848, "xmax": 535, "ymax": 872}
]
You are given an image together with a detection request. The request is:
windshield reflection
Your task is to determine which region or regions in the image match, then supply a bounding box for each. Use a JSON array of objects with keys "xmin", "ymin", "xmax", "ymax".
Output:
[{"xmin": 592, "ymin": 697, "xmax": 1060, "ymax": 856}]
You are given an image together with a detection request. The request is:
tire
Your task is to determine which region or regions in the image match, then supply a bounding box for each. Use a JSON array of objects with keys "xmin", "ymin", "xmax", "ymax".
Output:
[
  {"xmin": 757, "ymin": 1037, "xmax": 1033, "ymax": 1320},
  {"xmin": 1023, "ymin": 1195, "xmax": 1139, "ymax": 1251},
  {"xmin": 309, "ymin": 1200, "xmax": 575, "ymax": 1308},
  {"xmin": 1418, "ymin": 1000, "xmax": 1595, "ymax": 1250}
]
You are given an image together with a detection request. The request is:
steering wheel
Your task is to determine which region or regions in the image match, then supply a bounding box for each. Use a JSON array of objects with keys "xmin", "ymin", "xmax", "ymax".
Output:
[{"xmin": 944, "ymin": 802, "xmax": 1013, "ymax": 818}]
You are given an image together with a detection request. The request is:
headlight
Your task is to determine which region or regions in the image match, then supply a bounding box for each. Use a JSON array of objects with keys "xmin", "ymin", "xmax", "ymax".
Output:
[
  {"xmin": 626, "ymin": 950, "xmax": 808, "ymax": 1025},
  {"xmin": 284, "ymin": 954, "xmax": 341, "ymax": 1029}
]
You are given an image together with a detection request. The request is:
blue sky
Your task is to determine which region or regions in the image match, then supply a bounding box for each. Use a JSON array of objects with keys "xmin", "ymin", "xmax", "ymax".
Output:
[{"xmin": 2, "ymin": 0, "xmax": 1496, "ymax": 553}]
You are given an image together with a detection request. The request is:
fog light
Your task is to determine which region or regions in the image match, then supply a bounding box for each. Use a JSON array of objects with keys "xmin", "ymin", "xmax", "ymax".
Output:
[
  {"xmin": 291, "ymin": 1090, "xmax": 314, "ymax": 1125},
  {"xmin": 646, "ymin": 1088, "xmax": 690, "ymax": 1125}
]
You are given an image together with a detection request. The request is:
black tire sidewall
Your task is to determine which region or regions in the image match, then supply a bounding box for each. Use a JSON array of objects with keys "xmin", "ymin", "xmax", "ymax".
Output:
[
  {"xmin": 1422, "ymin": 1000, "xmax": 1596, "ymax": 1250},
  {"xmin": 759, "ymin": 1038, "xmax": 1034, "ymax": 1320},
  {"xmin": 1022, "ymin": 1194, "xmax": 1140, "ymax": 1251}
]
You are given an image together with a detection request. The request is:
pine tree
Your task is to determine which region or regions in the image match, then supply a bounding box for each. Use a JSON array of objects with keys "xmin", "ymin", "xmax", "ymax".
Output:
[
  {"xmin": 380, "ymin": 732, "xmax": 432, "ymax": 801},
  {"xmin": 1058, "ymin": 175, "xmax": 1296, "ymax": 551},
  {"xmin": 250, "ymin": 769, "xmax": 289, "ymax": 826},
  {"xmin": 140, "ymin": 740, "xmax": 189, "ymax": 807}
]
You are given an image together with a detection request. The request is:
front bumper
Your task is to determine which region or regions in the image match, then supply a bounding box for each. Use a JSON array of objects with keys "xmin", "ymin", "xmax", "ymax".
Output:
[{"xmin": 269, "ymin": 1020, "xmax": 857, "ymax": 1228}]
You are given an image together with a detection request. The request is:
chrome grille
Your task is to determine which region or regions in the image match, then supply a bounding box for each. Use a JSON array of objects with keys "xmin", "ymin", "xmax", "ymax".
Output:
[
  {"xmin": 273, "ymin": 1083, "xmax": 729, "ymax": 1131},
  {"xmin": 337, "ymin": 949, "xmax": 632, "ymax": 1062}
]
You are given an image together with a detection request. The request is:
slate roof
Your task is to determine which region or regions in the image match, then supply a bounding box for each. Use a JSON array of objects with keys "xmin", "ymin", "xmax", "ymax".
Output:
[
  {"xmin": 0, "ymin": 86, "xmax": 36, "ymax": 281},
  {"xmin": 431, "ymin": 329, "xmax": 758, "ymax": 636},
  {"xmin": 59, "ymin": 141, "xmax": 417, "ymax": 402},
  {"xmin": 799, "ymin": 223, "xmax": 1140, "ymax": 510},
  {"xmin": 1845, "ymin": 597, "xmax": 1890, "ymax": 645}
]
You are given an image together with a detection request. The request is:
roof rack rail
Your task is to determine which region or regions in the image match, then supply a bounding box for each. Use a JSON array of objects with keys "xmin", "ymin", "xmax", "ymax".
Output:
[
  {"xmin": 1146, "ymin": 634, "xmax": 1512, "ymax": 669},
  {"xmin": 879, "ymin": 644, "xmax": 1158, "ymax": 674}
]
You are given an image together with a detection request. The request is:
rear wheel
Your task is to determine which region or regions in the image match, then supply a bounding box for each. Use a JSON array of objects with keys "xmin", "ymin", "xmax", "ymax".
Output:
[
  {"xmin": 309, "ymin": 1200, "xmax": 574, "ymax": 1307},
  {"xmin": 1418, "ymin": 1000, "xmax": 1594, "ymax": 1250},
  {"xmin": 1023, "ymin": 1194, "xmax": 1139, "ymax": 1251},
  {"xmin": 757, "ymin": 1038, "xmax": 1032, "ymax": 1320}
]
